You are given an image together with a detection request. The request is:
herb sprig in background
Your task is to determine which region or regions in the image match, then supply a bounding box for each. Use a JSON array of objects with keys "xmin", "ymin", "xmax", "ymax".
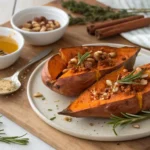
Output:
[{"xmin": 62, "ymin": 0, "xmax": 150, "ymax": 25}]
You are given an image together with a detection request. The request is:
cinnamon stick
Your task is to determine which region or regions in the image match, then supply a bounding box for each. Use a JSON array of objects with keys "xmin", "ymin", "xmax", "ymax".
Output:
[
  {"xmin": 95, "ymin": 17, "xmax": 150, "ymax": 39},
  {"xmin": 87, "ymin": 15, "xmax": 144, "ymax": 35}
]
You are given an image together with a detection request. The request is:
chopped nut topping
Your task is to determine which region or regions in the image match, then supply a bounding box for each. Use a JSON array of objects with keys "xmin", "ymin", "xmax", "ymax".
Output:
[
  {"xmin": 140, "ymin": 79, "xmax": 148, "ymax": 85},
  {"xmin": 69, "ymin": 58, "xmax": 78, "ymax": 64},
  {"xmin": 136, "ymin": 67, "xmax": 142, "ymax": 72},
  {"xmin": 86, "ymin": 57, "xmax": 95, "ymax": 63},
  {"xmin": 141, "ymin": 74, "xmax": 148, "ymax": 78},
  {"xmin": 84, "ymin": 61, "xmax": 93, "ymax": 69},
  {"xmin": 112, "ymin": 86, "xmax": 119, "ymax": 93},
  {"xmin": 123, "ymin": 69, "xmax": 128, "ymax": 73},
  {"xmin": 93, "ymin": 51, "xmax": 103, "ymax": 61},
  {"xmin": 106, "ymin": 80, "xmax": 112, "ymax": 86},
  {"xmin": 109, "ymin": 52, "xmax": 116, "ymax": 58}
]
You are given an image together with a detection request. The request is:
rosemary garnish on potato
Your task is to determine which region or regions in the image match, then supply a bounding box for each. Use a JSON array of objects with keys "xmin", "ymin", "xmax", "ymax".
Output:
[
  {"xmin": 77, "ymin": 52, "xmax": 90, "ymax": 66},
  {"xmin": 108, "ymin": 111, "xmax": 150, "ymax": 135},
  {"xmin": 117, "ymin": 70, "xmax": 144, "ymax": 85}
]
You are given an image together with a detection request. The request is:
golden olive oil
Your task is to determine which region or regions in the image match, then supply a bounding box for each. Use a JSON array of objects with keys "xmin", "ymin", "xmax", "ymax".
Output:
[{"xmin": 0, "ymin": 36, "xmax": 18, "ymax": 55}]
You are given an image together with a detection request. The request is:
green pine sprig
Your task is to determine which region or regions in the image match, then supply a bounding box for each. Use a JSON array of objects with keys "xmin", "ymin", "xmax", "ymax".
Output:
[{"xmin": 108, "ymin": 111, "xmax": 150, "ymax": 135}]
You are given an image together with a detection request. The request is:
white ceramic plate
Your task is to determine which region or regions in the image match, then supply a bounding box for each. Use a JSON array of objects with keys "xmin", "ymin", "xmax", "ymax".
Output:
[
  {"xmin": 27, "ymin": 43, "xmax": 150, "ymax": 141},
  {"xmin": 97, "ymin": 0, "xmax": 150, "ymax": 49}
]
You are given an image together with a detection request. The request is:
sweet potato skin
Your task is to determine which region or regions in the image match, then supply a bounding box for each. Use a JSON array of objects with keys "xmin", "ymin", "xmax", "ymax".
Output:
[
  {"xmin": 59, "ymin": 88, "xmax": 150, "ymax": 118},
  {"xmin": 51, "ymin": 71, "xmax": 96, "ymax": 96},
  {"xmin": 60, "ymin": 96, "xmax": 140, "ymax": 118},
  {"xmin": 42, "ymin": 46, "xmax": 140, "ymax": 96}
]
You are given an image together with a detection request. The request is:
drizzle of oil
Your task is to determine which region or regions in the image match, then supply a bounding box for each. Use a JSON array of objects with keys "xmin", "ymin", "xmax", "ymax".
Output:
[
  {"xmin": 0, "ymin": 36, "xmax": 18, "ymax": 54},
  {"xmin": 136, "ymin": 92, "xmax": 143, "ymax": 109}
]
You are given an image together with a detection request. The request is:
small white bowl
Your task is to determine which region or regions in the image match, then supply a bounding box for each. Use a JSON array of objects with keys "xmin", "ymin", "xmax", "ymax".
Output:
[
  {"xmin": 11, "ymin": 6, "xmax": 69, "ymax": 46},
  {"xmin": 0, "ymin": 27, "xmax": 24, "ymax": 70}
]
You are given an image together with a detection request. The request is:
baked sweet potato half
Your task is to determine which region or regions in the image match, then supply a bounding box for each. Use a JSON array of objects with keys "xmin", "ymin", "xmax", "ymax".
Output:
[
  {"xmin": 59, "ymin": 63, "xmax": 150, "ymax": 118},
  {"xmin": 42, "ymin": 46, "xmax": 140, "ymax": 96}
]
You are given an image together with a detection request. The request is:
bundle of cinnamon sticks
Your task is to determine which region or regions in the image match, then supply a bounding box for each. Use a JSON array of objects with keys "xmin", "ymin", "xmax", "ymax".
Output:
[{"xmin": 87, "ymin": 15, "xmax": 150, "ymax": 39}]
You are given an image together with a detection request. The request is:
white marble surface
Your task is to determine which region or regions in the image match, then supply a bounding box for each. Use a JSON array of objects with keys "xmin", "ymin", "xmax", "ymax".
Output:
[
  {"xmin": 0, "ymin": 116, "xmax": 55, "ymax": 150},
  {"xmin": 0, "ymin": 0, "xmax": 55, "ymax": 149}
]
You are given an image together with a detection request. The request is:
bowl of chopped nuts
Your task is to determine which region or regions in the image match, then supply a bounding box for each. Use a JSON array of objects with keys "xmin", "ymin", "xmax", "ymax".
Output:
[{"xmin": 11, "ymin": 6, "xmax": 69, "ymax": 45}]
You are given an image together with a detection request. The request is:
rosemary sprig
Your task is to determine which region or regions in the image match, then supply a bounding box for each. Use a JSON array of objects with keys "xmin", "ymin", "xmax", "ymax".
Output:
[
  {"xmin": 62, "ymin": 0, "xmax": 150, "ymax": 25},
  {"xmin": 108, "ymin": 111, "xmax": 150, "ymax": 135},
  {"xmin": 62, "ymin": 0, "xmax": 133, "ymax": 25},
  {"xmin": 77, "ymin": 52, "xmax": 90, "ymax": 66},
  {"xmin": 0, "ymin": 133, "xmax": 29, "ymax": 145},
  {"xmin": 0, "ymin": 116, "xmax": 29, "ymax": 145},
  {"xmin": 117, "ymin": 70, "xmax": 144, "ymax": 85}
]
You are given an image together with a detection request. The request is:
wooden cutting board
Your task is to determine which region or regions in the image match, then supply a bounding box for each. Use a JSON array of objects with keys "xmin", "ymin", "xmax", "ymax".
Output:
[{"xmin": 0, "ymin": 1, "xmax": 150, "ymax": 150}]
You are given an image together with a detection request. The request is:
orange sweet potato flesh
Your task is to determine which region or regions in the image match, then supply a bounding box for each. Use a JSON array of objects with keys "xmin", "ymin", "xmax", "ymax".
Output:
[
  {"xmin": 41, "ymin": 46, "xmax": 140, "ymax": 96},
  {"xmin": 59, "ymin": 64, "xmax": 150, "ymax": 118}
]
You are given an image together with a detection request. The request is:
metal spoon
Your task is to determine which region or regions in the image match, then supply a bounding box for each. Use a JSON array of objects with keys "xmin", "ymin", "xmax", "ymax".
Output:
[{"xmin": 0, "ymin": 48, "xmax": 53, "ymax": 95}]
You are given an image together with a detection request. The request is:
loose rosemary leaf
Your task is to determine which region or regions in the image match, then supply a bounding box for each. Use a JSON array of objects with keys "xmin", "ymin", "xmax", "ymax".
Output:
[
  {"xmin": 0, "ymin": 116, "xmax": 29, "ymax": 145},
  {"xmin": 108, "ymin": 111, "xmax": 150, "ymax": 135}
]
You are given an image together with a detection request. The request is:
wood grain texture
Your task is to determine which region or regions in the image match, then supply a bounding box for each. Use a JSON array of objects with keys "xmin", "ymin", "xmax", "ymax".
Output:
[{"xmin": 0, "ymin": 1, "xmax": 150, "ymax": 150}]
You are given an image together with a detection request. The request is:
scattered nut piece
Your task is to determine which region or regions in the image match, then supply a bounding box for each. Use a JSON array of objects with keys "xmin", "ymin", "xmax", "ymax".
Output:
[
  {"xmin": 33, "ymin": 92, "xmax": 43, "ymax": 97},
  {"xmin": 132, "ymin": 124, "xmax": 140, "ymax": 129},
  {"xmin": 89, "ymin": 123, "xmax": 94, "ymax": 126},
  {"xmin": 64, "ymin": 117, "xmax": 72, "ymax": 122}
]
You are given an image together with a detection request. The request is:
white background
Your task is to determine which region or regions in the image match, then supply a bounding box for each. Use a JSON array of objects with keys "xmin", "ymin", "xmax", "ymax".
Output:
[{"xmin": 0, "ymin": 0, "xmax": 55, "ymax": 149}]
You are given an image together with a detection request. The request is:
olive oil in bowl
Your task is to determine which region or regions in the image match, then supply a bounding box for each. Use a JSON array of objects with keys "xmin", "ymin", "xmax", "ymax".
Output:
[{"xmin": 0, "ymin": 36, "xmax": 18, "ymax": 56}]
